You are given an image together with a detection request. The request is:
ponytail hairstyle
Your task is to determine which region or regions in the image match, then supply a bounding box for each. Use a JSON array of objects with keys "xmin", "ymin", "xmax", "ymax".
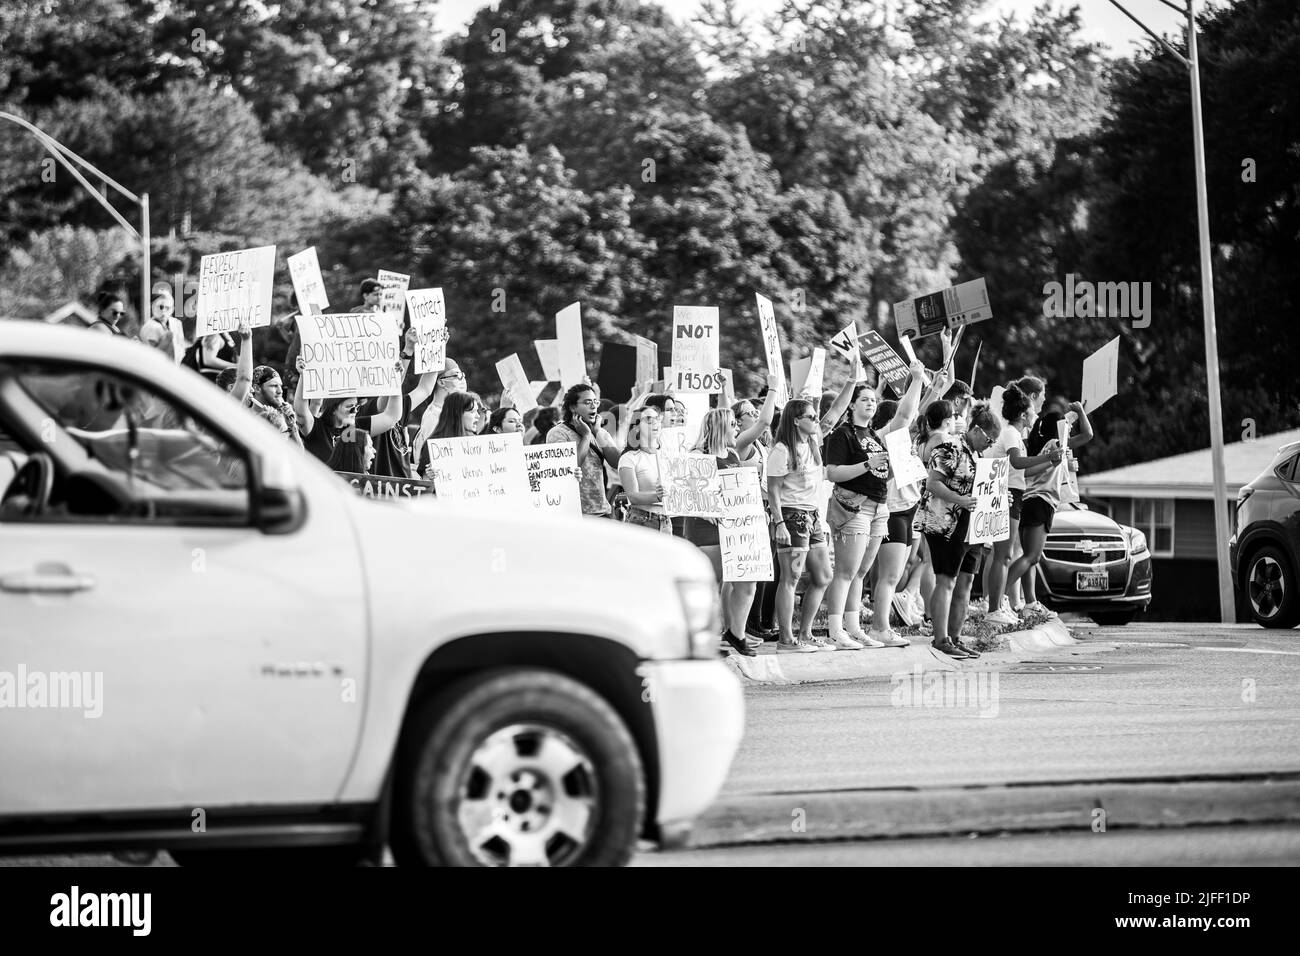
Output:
[
  {"xmin": 968, "ymin": 401, "xmax": 998, "ymax": 437},
  {"xmin": 918, "ymin": 399, "xmax": 953, "ymax": 446},
  {"xmin": 774, "ymin": 399, "xmax": 821, "ymax": 469},
  {"xmin": 871, "ymin": 399, "xmax": 898, "ymax": 432},
  {"xmin": 1001, "ymin": 383, "xmax": 1033, "ymax": 426},
  {"xmin": 692, "ymin": 408, "xmax": 734, "ymax": 457},
  {"xmin": 1013, "ymin": 375, "xmax": 1047, "ymax": 401},
  {"xmin": 1026, "ymin": 410, "xmax": 1065, "ymax": 456}
]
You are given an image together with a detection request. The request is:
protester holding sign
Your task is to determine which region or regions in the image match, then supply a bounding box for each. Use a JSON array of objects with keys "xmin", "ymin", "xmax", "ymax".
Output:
[
  {"xmin": 418, "ymin": 391, "xmax": 487, "ymax": 477},
  {"xmin": 915, "ymin": 402, "xmax": 1000, "ymax": 659},
  {"xmin": 618, "ymin": 406, "xmax": 671, "ymax": 534},
  {"xmin": 547, "ymin": 384, "xmax": 621, "ymax": 517},
  {"xmin": 484, "ymin": 407, "xmax": 523, "ymax": 434},
  {"xmin": 327, "ymin": 429, "xmax": 376, "ymax": 475}
]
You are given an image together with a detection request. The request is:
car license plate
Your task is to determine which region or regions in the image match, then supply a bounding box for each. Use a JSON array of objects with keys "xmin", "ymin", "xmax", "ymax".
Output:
[{"xmin": 1077, "ymin": 571, "xmax": 1108, "ymax": 591}]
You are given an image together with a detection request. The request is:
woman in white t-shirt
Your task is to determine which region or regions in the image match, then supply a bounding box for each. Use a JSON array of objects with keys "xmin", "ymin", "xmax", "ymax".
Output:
[
  {"xmin": 618, "ymin": 406, "xmax": 670, "ymax": 533},
  {"xmin": 765, "ymin": 398, "xmax": 830, "ymax": 653}
]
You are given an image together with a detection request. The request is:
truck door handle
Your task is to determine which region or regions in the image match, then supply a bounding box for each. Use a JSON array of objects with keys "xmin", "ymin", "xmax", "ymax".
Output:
[{"xmin": 0, "ymin": 567, "xmax": 97, "ymax": 594}]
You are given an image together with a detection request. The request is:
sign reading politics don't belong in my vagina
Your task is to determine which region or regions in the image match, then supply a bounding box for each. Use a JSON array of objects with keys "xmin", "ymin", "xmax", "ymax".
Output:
[{"xmin": 297, "ymin": 311, "xmax": 403, "ymax": 399}]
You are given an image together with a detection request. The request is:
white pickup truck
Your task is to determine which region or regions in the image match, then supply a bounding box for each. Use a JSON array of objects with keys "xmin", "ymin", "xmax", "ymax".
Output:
[{"xmin": 0, "ymin": 323, "xmax": 743, "ymax": 867}]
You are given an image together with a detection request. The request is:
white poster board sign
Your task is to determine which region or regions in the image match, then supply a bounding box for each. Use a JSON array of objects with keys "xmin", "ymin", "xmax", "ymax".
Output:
[
  {"xmin": 790, "ymin": 347, "xmax": 825, "ymax": 401},
  {"xmin": 196, "ymin": 244, "xmax": 276, "ymax": 335},
  {"xmin": 525, "ymin": 442, "xmax": 581, "ymax": 515},
  {"xmin": 658, "ymin": 450, "xmax": 721, "ymax": 518},
  {"xmin": 496, "ymin": 353, "xmax": 538, "ymax": 413},
  {"xmin": 534, "ymin": 339, "xmax": 561, "ymax": 381},
  {"xmin": 377, "ymin": 269, "xmax": 410, "ymax": 325},
  {"xmin": 1081, "ymin": 335, "xmax": 1120, "ymax": 412},
  {"xmin": 884, "ymin": 427, "xmax": 927, "ymax": 489},
  {"xmin": 287, "ymin": 246, "xmax": 329, "ymax": 312},
  {"xmin": 297, "ymin": 311, "xmax": 403, "ymax": 398},
  {"xmin": 425, "ymin": 433, "xmax": 530, "ymax": 510},
  {"xmin": 967, "ymin": 455, "xmax": 1011, "ymax": 545},
  {"xmin": 405, "ymin": 287, "xmax": 448, "ymax": 374},
  {"xmin": 664, "ymin": 366, "xmax": 724, "ymax": 395},
  {"xmin": 671, "ymin": 306, "xmax": 720, "ymax": 373},
  {"xmin": 755, "ymin": 293, "xmax": 789, "ymax": 405},
  {"xmin": 556, "ymin": 303, "xmax": 586, "ymax": 389},
  {"xmin": 718, "ymin": 468, "xmax": 774, "ymax": 582}
]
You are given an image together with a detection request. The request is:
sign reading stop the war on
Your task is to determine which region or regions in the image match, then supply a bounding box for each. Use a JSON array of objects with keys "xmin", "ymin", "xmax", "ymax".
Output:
[
  {"xmin": 755, "ymin": 293, "xmax": 789, "ymax": 405},
  {"xmin": 297, "ymin": 311, "xmax": 403, "ymax": 399},
  {"xmin": 405, "ymin": 287, "xmax": 448, "ymax": 374},
  {"xmin": 967, "ymin": 455, "xmax": 1011, "ymax": 545},
  {"xmin": 894, "ymin": 277, "xmax": 992, "ymax": 340},
  {"xmin": 671, "ymin": 306, "xmax": 720, "ymax": 374},
  {"xmin": 287, "ymin": 246, "xmax": 329, "ymax": 312},
  {"xmin": 717, "ymin": 468, "xmax": 773, "ymax": 582},
  {"xmin": 196, "ymin": 245, "xmax": 276, "ymax": 335}
]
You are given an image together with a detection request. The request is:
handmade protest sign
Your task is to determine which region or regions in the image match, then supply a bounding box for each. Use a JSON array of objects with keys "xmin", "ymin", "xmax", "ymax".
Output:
[
  {"xmin": 755, "ymin": 293, "xmax": 789, "ymax": 405},
  {"xmin": 196, "ymin": 245, "xmax": 276, "ymax": 335},
  {"xmin": 338, "ymin": 472, "xmax": 437, "ymax": 501},
  {"xmin": 556, "ymin": 303, "xmax": 586, "ymax": 389},
  {"xmin": 828, "ymin": 321, "xmax": 856, "ymax": 361},
  {"xmin": 1057, "ymin": 418, "xmax": 1081, "ymax": 503},
  {"xmin": 884, "ymin": 427, "xmax": 927, "ymax": 489},
  {"xmin": 405, "ymin": 287, "xmax": 448, "ymax": 374},
  {"xmin": 987, "ymin": 384, "xmax": 1006, "ymax": 420},
  {"xmin": 534, "ymin": 339, "xmax": 561, "ymax": 381},
  {"xmin": 671, "ymin": 306, "xmax": 720, "ymax": 373},
  {"xmin": 790, "ymin": 347, "xmax": 825, "ymax": 401},
  {"xmin": 967, "ymin": 455, "xmax": 1011, "ymax": 545},
  {"xmin": 664, "ymin": 366, "xmax": 725, "ymax": 394},
  {"xmin": 717, "ymin": 468, "xmax": 774, "ymax": 582},
  {"xmin": 287, "ymin": 246, "xmax": 329, "ymax": 312},
  {"xmin": 858, "ymin": 331, "xmax": 911, "ymax": 396},
  {"xmin": 297, "ymin": 311, "xmax": 403, "ymax": 398},
  {"xmin": 424, "ymin": 432, "xmax": 530, "ymax": 510},
  {"xmin": 658, "ymin": 450, "xmax": 722, "ymax": 518},
  {"xmin": 894, "ymin": 277, "xmax": 992, "ymax": 340},
  {"xmin": 1081, "ymin": 335, "xmax": 1120, "ymax": 412},
  {"xmin": 524, "ymin": 442, "xmax": 581, "ymax": 515},
  {"xmin": 376, "ymin": 269, "xmax": 410, "ymax": 327},
  {"xmin": 658, "ymin": 425, "xmax": 691, "ymax": 456},
  {"xmin": 496, "ymin": 353, "xmax": 538, "ymax": 413},
  {"xmin": 632, "ymin": 334, "xmax": 658, "ymax": 388}
]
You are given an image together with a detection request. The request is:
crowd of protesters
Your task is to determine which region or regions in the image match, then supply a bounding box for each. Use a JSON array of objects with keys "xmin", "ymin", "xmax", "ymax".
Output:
[{"xmin": 103, "ymin": 277, "xmax": 1094, "ymax": 662}]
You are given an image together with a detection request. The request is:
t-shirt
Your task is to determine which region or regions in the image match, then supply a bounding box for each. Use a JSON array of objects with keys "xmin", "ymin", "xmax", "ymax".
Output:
[
  {"xmin": 824, "ymin": 421, "xmax": 890, "ymax": 502},
  {"xmin": 1024, "ymin": 440, "xmax": 1064, "ymax": 509},
  {"xmin": 356, "ymin": 393, "xmax": 413, "ymax": 479},
  {"xmin": 303, "ymin": 422, "xmax": 338, "ymax": 464},
  {"xmin": 617, "ymin": 449, "xmax": 665, "ymax": 514},
  {"xmin": 548, "ymin": 421, "xmax": 612, "ymax": 516},
  {"xmin": 915, "ymin": 436, "xmax": 978, "ymax": 540},
  {"xmin": 987, "ymin": 423, "xmax": 1027, "ymax": 491},
  {"xmin": 764, "ymin": 440, "xmax": 821, "ymax": 511}
]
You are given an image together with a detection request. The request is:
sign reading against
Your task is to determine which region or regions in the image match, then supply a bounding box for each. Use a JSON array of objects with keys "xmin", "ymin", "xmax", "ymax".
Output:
[
  {"xmin": 196, "ymin": 245, "xmax": 276, "ymax": 335},
  {"xmin": 632, "ymin": 334, "xmax": 658, "ymax": 388},
  {"xmin": 671, "ymin": 306, "xmax": 720, "ymax": 373},
  {"xmin": 858, "ymin": 330, "xmax": 911, "ymax": 396},
  {"xmin": 717, "ymin": 468, "xmax": 774, "ymax": 582},
  {"xmin": 556, "ymin": 302, "xmax": 586, "ymax": 389},
  {"xmin": 524, "ymin": 442, "xmax": 581, "ymax": 515},
  {"xmin": 755, "ymin": 293, "xmax": 789, "ymax": 405},
  {"xmin": 1081, "ymin": 335, "xmax": 1120, "ymax": 412},
  {"xmin": 338, "ymin": 472, "xmax": 436, "ymax": 500},
  {"xmin": 534, "ymin": 339, "xmax": 561, "ymax": 381},
  {"xmin": 297, "ymin": 311, "xmax": 403, "ymax": 398},
  {"xmin": 790, "ymin": 347, "xmax": 825, "ymax": 401},
  {"xmin": 664, "ymin": 365, "xmax": 725, "ymax": 394},
  {"xmin": 424, "ymin": 433, "xmax": 530, "ymax": 510},
  {"xmin": 405, "ymin": 287, "xmax": 448, "ymax": 374},
  {"xmin": 496, "ymin": 353, "xmax": 538, "ymax": 413},
  {"xmin": 658, "ymin": 450, "xmax": 722, "ymax": 518},
  {"xmin": 883, "ymin": 427, "xmax": 927, "ymax": 489},
  {"xmin": 287, "ymin": 246, "xmax": 329, "ymax": 312},
  {"xmin": 967, "ymin": 456, "xmax": 1011, "ymax": 545},
  {"xmin": 894, "ymin": 277, "xmax": 992, "ymax": 340},
  {"xmin": 376, "ymin": 269, "xmax": 410, "ymax": 325}
]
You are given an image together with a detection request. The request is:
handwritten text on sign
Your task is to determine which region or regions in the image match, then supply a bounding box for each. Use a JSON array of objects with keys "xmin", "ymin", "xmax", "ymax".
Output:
[
  {"xmin": 967, "ymin": 455, "xmax": 1011, "ymax": 545},
  {"xmin": 287, "ymin": 246, "xmax": 329, "ymax": 311},
  {"xmin": 664, "ymin": 366, "xmax": 725, "ymax": 394},
  {"xmin": 658, "ymin": 451, "xmax": 722, "ymax": 518},
  {"xmin": 671, "ymin": 306, "xmax": 720, "ymax": 373},
  {"xmin": 425, "ymin": 433, "xmax": 530, "ymax": 510},
  {"xmin": 377, "ymin": 270, "xmax": 410, "ymax": 324},
  {"xmin": 718, "ymin": 468, "xmax": 774, "ymax": 582},
  {"xmin": 755, "ymin": 293, "xmax": 788, "ymax": 404},
  {"xmin": 405, "ymin": 288, "xmax": 448, "ymax": 374},
  {"xmin": 524, "ymin": 442, "xmax": 581, "ymax": 515},
  {"xmin": 298, "ymin": 312, "xmax": 402, "ymax": 398},
  {"xmin": 196, "ymin": 245, "xmax": 276, "ymax": 335}
]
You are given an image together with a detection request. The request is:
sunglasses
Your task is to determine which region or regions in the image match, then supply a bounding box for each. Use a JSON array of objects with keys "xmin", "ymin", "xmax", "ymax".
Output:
[
  {"xmin": 109, "ymin": 310, "xmax": 126, "ymax": 318},
  {"xmin": 797, "ymin": 413, "xmax": 818, "ymax": 422}
]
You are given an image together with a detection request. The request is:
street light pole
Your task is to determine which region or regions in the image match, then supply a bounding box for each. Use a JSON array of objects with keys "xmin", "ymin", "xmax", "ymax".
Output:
[{"xmin": 1107, "ymin": 0, "xmax": 1234, "ymax": 622}]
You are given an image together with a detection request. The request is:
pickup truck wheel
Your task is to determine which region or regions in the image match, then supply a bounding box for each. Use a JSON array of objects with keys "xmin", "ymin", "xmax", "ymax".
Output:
[{"xmin": 391, "ymin": 668, "xmax": 644, "ymax": 867}]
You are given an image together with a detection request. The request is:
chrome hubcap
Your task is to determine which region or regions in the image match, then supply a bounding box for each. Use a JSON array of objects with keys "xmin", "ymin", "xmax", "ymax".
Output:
[{"xmin": 1248, "ymin": 556, "xmax": 1286, "ymax": 618}]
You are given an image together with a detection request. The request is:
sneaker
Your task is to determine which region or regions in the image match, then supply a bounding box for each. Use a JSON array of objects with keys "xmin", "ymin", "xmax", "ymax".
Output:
[
  {"xmin": 722, "ymin": 631, "xmax": 757, "ymax": 658},
  {"xmin": 805, "ymin": 637, "xmax": 838, "ymax": 652},
  {"xmin": 1024, "ymin": 601, "xmax": 1059, "ymax": 619},
  {"xmin": 746, "ymin": 624, "xmax": 780, "ymax": 641},
  {"xmin": 777, "ymin": 640, "xmax": 818, "ymax": 654},
  {"xmin": 984, "ymin": 608, "xmax": 1020, "ymax": 626},
  {"xmin": 911, "ymin": 592, "xmax": 928, "ymax": 621},
  {"xmin": 857, "ymin": 631, "xmax": 888, "ymax": 648},
  {"xmin": 891, "ymin": 592, "xmax": 918, "ymax": 626},
  {"xmin": 951, "ymin": 638, "xmax": 981, "ymax": 659},
  {"xmin": 931, "ymin": 640, "xmax": 974, "ymax": 659},
  {"xmin": 829, "ymin": 632, "xmax": 865, "ymax": 650},
  {"xmin": 745, "ymin": 635, "xmax": 764, "ymax": 650},
  {"xmin": 876, "ymin": 629, "xmax": 911, "ymax": 647}
]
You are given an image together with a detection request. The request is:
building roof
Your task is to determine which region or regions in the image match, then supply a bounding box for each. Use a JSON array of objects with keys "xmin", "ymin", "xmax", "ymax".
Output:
[{"xmin": 1079, "ymin": 428, "xmax": 1300, "ymax": 500}]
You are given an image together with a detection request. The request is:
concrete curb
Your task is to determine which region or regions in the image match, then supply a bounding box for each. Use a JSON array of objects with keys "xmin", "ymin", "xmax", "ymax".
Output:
[{"xmin": 690, "ymin": 777, "xmax": 1300, "ymax": 847}]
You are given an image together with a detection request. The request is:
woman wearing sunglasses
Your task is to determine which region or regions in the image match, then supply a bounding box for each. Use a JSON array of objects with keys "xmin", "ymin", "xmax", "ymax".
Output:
[
  {"xmin": 417, "ymin": 391, "xmax": 488, "ymax": 477},
  {"xmin": 89, "ymin": 293, "xmax": 128, "ymax": 336},
  {"xmin": 618, "ymin": 405, "xmax": 670, "ymax": 533}
]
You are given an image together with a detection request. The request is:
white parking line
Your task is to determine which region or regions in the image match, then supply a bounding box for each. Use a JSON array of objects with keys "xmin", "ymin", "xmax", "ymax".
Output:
[{"xmin": 1196, "ymin": 647, "xmax": 1300, "ymax": 657}]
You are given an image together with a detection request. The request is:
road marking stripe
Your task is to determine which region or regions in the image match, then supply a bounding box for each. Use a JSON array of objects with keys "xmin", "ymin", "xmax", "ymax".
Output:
[{"xmin": 1196, "ymin": 647, "xmax": 1300, "ymax": 657}]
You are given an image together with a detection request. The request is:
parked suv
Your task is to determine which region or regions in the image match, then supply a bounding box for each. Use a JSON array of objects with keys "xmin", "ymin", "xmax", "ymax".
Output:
[
  {"xmin": 1035, "ymin": 503, "xmax": 1152, "ymax": 625},
  {"xmin": 0, "ymin": 324, "xmax": 744, "ymax": 866},
  {"xmin": 1229, "ymin": 438, "xmax": 1300, "ymax": 628}
]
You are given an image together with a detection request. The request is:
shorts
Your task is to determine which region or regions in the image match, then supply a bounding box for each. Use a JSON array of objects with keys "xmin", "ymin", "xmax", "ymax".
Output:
[
  {"xmin": 827, "ymin": 489, "xmax": 889, "ymax": 540},
  {"xmin": 1019, "ymin": 495, "xmax": 1055, "ymax": 532},
  {"xmin": 624, "ymin": 507, "xmax": 672, "ymax": 534},
  {"xmin": 923, "ymin": 512, "xmax": 981, "ymax": 578},
  {"xmin": 684, "ymin": 516, "xmax": 720, "ymax": 548},
  {"xmin": 779, "ymin": 507, "xmax": 826, "ymax": 552},
  {"xmin": 886, "ymin": 504, "xmax": 918, "ymax": 545},
  {"xmin": 1009, "ymin": 487, "xmax": 1024, "ymax": 521}
]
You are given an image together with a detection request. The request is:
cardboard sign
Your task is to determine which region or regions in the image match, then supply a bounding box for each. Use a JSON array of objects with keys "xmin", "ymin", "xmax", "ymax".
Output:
[
  {"xmin": 658, "ymin": 450, "xmax": 721, "ymax": 518},
  {"xmin": 664, "ymin": 365, "xmax": 725, "ymax": 394},
  {"xmin": 671, "ymin": 306, "xmax": 720, "ymax": 373},
  {"xmin": 534, "ymin": 339, "xmax": 561, "ymax": 381},
  {"xmin": 338, "ymin": 472, "xmax": 436, "ymax": 500},
  {"xmin": 196, "ymin": 245, "xmax": 276, "ymax": 335},
  {"xmin": 376, "ymin": 269, "xmax": 410, "ymax": 325},
  {"xmin": 632, "ymin": 334, "xmax": 658, "ymax": 388},
  {"xmin": 496, "ymin": 353, "xmax": 538, "ymax": 414},
  {"xmin": 1057, "ymin": 418, "xmax": 1081, "ymax": 503},
  {"xmin": 828, "ymin": 321, "xmax": 857, "ymax": 360},
  {"xmin": 790, "ymin": 347, "xmax": 825, "ymax": 401},
  {"xmin": 287, "ymin": 246, "xmax": 329, "ymax": 312},
  {"xmin": 659, "ymin": 425, "xmax": 691, "ymax": 456},
  {"xmin": 297, "ymin": 311, "xmax": 403, "ymax": 398},
  {"xmin": 524, "ymin": 442, "xmax": 581, "ymax": 515},
  {"xmin": 895, "ymin": 277, "xmax": 992, "ymax": 340},
  {"xmin": 1081, "ymin": 335, "xmax": 1120, "ymax": 412},
  {"xmin": 967, "ymin": 456, "xmax": 1011, "ymax": 545},
  {"xmin": 988, "ymin": 384, "xmax": 1006, "ymax": 422},
  {"xmin": 858, "ymin": 331, "xmax": 911, "ymax": 396},
  {"xmin": 718, "ymin": 468, "xmax": 774, "ymax": 582},
  {"xmin": 556, "ymin": 302, "xmax": 586, "ymax": 389},
  {"xmin": 755, "ymin": 293, "xmax": 789, "ymax": 405},
  {"xmin": 424, "ymin": 433, "xmax": 530, "ymax": 510},
  {"xmin": 405, "ymin": 287, "xmax": 448, "ymax": 374},
  {"xmin": 884, "ymin": 427, "xmax": 927, "ymax": 489}
]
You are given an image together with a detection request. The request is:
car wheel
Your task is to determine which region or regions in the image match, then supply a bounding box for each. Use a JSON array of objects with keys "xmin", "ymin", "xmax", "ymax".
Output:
[
  {"xmin": 1090, "ymin": 610, "xmax": 1136, "ymax": 626},
  {"xmin": 391, "ymin": 668, "xmax": 644, "ymax": 867},
  {"xmin": 1245, "ymin": 545, "xmax": 1300, "ymax": 628}
]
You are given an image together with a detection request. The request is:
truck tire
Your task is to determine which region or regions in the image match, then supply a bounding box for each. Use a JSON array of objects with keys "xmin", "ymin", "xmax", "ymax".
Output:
[
  {"xmin": 1244, "ymin": 545, "xmax": 1300, "ymax": 628},
  {"xmin": 391, "ymin": 668, "xmax": 644, "ymax": 867}
]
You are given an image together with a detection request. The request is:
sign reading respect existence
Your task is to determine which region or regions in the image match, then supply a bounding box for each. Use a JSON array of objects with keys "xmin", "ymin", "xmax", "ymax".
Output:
[
  {"xmin": 425, "ymin": 432, "xmax": 530, "ymax": 510},
  {"xmin": 196, "ymin": 245, "xmax": 276, "ymax": 335},
  {"xmin": 671, "ymin": 306, "xmax": 720, "ymax": 373},
  {"xmin": 297, "ymin": 311, "xmax": 403, "ymax": 398},
  {"xmin": 287, "ymin": 246, "xmax": 329, "ymax": 312},
  {"xmin": 894, "ymin": 277, "xmax": 993, "ymax": 340},
  {"xmin": 717, "ymin": 468, "xmax": 774, "ymax": 583},
  {"xmin": 405, "ymin": 288, "xmax": 448, "ymax": 374},
  {"xmin": 967, "ymin": 455, "xmax": 1011, "ymax": 545},
  {"xmin": 524, "ymin": 442, "xmax": 581, "ymax": 515},
  {"xmin": 658, "ymin": 450, "xmax": 722, "ymax": 518}
]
